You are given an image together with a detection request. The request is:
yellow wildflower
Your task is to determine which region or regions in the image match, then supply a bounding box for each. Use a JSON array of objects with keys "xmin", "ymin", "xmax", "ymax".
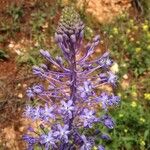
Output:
[
  {"xmin": 122, "ymin": 63, "xmax": 127, "ymax": 67},
  {"xmin": 147, "ymin": 45, "xmax": 150, "ymax": 50},
  {"xmin": 132, "ymin": 92, "xmax": 137, "ymax": 98},
  {"xmin": 131, "ymin": 101, "xmax": 137, "ymax": 108},
  {"xmin": 129, "ymin": 19, "xmax": 134, "ymax": 26},
  {"xmin": 142, "ymin": 24, "xmax": 148, "ymax": 31},
  {"xmin": 109, "ymin": 35, "xmax": 113, "ymax": 38},
  {"xmin": 127, "ymin": 29, "xmax": 131, "ymax": 34},
  {"xmin": 140, "ymin": 140, "xmax": 145, "ymax": 146},
  {"xmin": 133, "ymin": 25, "xmax": 138, "ymax": 30},
  {"xmin": 112, "ymin": 27, "xmax": 119, "ymax": 35},
  {"xmin": 119, "ymin": 114, "xmax": 124, "ymax": 118},
  {"xmin": 93, "ymin": 146, "xmax": 97, "ymax": 150},
  {"xmin": 144, "ymin": 20, "xmax": 148, "ymax": 24},
  {"xmin": 136, "ymin": 41, "xmax": 140, "ymax": 44},
  {"xmin": 144, "ymin": 93, "xmax": 150, "ymax": 100},
  {"xmin": 147, "ymin": 33, "xmax": 150, "ymax": 38},
  {"xmin": 124, "ymin": 129, "xmax": 128, "ymax": 133},
  {"xmin": 135, "ymin": 47, "xmax": 141, "ymax": 53},
  {"xmin": 120, "ymin": 13, "xmax": 126, "ymax": 19},
  {"xmin": 140, "ymin": 118, "xmax": 145, "ymax": 123},
  {"xmin": 118, "ymin": 93, "xmax": 122, "ymax": 97},
  {"xmin": 86, "ymin": 27, "xmax": 94, "ymax": 35}
]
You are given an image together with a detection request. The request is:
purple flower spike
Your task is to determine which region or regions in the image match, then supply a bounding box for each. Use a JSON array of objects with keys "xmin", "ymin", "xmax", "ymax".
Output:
[{"xmin": 24, "ymin": 6, "xmax": 120, "ymax": 149}]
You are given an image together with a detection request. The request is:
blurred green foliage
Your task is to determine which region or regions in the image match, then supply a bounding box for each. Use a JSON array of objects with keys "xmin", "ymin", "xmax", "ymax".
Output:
[
  {"xmin": 140, "ymin": 0, "xmax": 150, "ymax": 18},
  {"xmin": 100, "ymin": 14, "xmax": 150, "ymax": 77},
  {"xmin": 108, "ymin": 92, "xmax": 150, "ymax": 150},
  {"xmin": 81, "ymin": 4, "xmax": 150, "ymax": 149}
]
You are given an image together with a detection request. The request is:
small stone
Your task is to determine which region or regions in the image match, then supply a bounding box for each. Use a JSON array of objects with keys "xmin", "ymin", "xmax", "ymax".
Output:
[
  {"xmin": 110, "ymin": 62, "xmax": 119, "ymax": 73},
  {"xmin": 18, "ymin": 93, "xmax": 23, "ymax": 98},
  {"xmin": 34, "ymin": 42, "xmax": 40, "ymax": 47},
  {"xmin": 8, "ymin": 43, "xmax": 14, "ymax": 48},
  {"xmin": 100, "ymin": 40, "xmax": 104, "ymax": 44},
  {"xmin": 19, "ymin": 126, "xmax": 25, "ymax": 132},
  {"xmin": 42, "ymin": 22, "xmax": 48, "ymax": 29},
  {"xmin": 123, "ymin": 74, "xmax": 128, "ymax": 79},
  {"xmin": 23, "ymin": 84, "xmax": 27, "ymax": 88},
  {"xmin": 122, "ymin": 63, "xmax": 127, "ymax": 67},
  {"xmin": 17, "ymin": 83, "xmax": 21, "ymax": 87},
  {"xmin": 121, "ymin": 80, "xmax": 129, "ymax": 89}
]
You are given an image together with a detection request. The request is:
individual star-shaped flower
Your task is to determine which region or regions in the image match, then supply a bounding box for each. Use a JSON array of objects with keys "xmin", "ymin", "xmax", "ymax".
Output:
[
  {"xmin": 78, "ymin": 81, "xmax": 93, "ymax": 99},
  {"xmin": 40, "ymin": 131, "xmax": 57, "ymax": 150},
  {"xmin": 97, "ymin": 52, "xmax": 113, "ymax": 68},
  {"xmin": 54, "ymin": 124, "xmax": 70, "ymax": 143},
  {"xmin": 41, "ymin": 104, "xmax": 55, "ymax": 121},
  {"xmin": 60, "ymin": 100, "xmax": 74, "ymax": 119},
  {"xmin": 80, "ymin": 108, "xmax": 98, "ymax": 128},
  {"xmin": 32, "ymin": 84, "xmax": 44, "ymax": 94},
  {"xmin": 107, "ymin": 94, "xmax": 120, "ymax": 106},
  {"xmin": 97, "ymin": 92, "xmax": 109, "ymax": 110},
  {"xmin": 107, "ymin": 71, "xmax": 118, "ymax": 86},
  {"xmin": 26, "ymin": 88, "xmax": 35, "ymax": 99},
  {"xmin": 100, "ymin": 114, "xmax": 115, "ymax": 129},
  {"xmin": 24, "ymin": 105, "xmax": 34, "ymax": 118}
]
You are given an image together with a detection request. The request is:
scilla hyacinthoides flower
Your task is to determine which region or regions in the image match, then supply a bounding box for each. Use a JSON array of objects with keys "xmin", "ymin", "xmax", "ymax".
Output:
[{"xmin": 23, "ymin": 6, "xmax": 120, "ymax": 150}]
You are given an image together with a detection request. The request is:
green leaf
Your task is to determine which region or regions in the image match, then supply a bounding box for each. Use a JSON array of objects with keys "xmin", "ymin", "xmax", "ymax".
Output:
[
  {"xmin": 0, "ymin": 50, "xmax": 9, "ymax": 60},
  {"xmin": 144, "ymin": 130, "xmax": 150, "ymax": 140}
]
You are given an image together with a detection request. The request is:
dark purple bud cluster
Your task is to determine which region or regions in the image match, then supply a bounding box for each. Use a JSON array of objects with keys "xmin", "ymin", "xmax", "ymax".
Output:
[{"xmin": 23, "ymin": 6, "xmax": 120, "ymax": 150}]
